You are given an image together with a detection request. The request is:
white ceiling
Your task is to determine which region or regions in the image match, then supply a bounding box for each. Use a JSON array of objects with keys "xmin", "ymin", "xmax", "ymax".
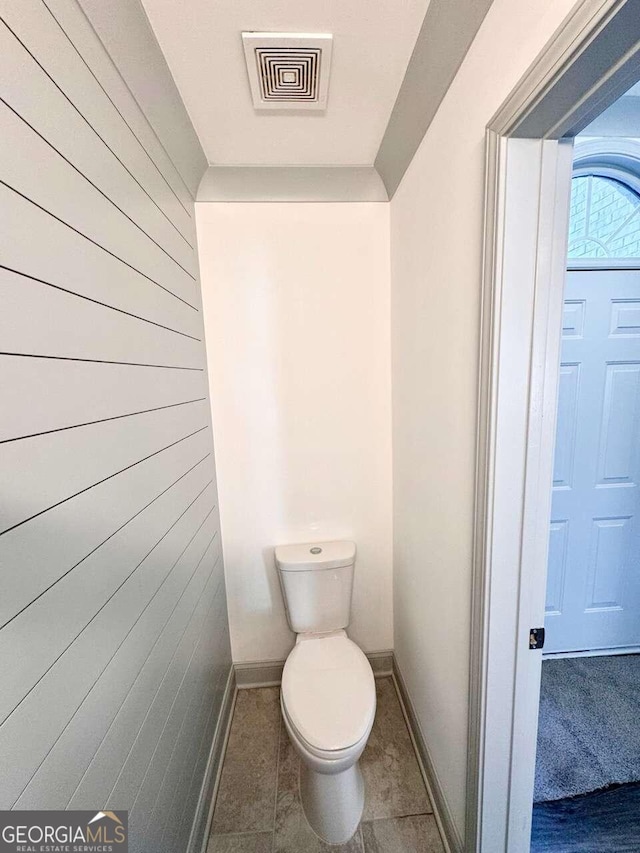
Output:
[
  {"xmin": 139, "ymin": 0, "xmax": 429, "ymax": 167},
  {"xmin": 580, "ymin": 78, "xmax": 640, "ymax": 137}
]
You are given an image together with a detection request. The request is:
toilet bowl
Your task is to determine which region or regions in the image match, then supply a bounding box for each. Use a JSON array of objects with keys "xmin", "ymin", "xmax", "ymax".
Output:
[
  {"xmin": 281, "ymin": 631, "xmax": 376, "ymax": 844},
  {"xmin": 275, "ymin": 542, "xmax": 376, "ymax": 844}
]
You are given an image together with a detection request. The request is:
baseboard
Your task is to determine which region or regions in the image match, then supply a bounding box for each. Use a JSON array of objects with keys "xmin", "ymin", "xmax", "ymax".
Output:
[
  {"xmin": 234, "ymin": 649, "xmax": 394, "ymax": 688},
  {"xmin": 187, "ymin": 665, "xmax": 237, "ymax": 853},
  {"xmin": 544, "ymin": 645, "xmax": 640, "ymax": 660},
  {"xmin": 392, "ymin": 658, "xmax": 463, "ymax": 853},
  {"xmin": 234, "ymin": 659, "xmax": 284, "ymax": 688},
  {"xmin": 366, "ymin": 649, "xmax": 395, "ymax": 677}
]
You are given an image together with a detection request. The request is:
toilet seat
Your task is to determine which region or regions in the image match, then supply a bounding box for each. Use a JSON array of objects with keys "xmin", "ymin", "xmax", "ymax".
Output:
[
  {"xmin": 281, "ymin": 632, "xmax": 376, "ymax": 753},
  {"xmin": 281, "ymin": 697, "xmax": 371, "ymax": 764}
]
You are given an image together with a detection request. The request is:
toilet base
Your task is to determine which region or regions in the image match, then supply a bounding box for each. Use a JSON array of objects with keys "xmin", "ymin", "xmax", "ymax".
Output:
[{"xmin": 299, "ymin": 759, "xmax": 364, "ymax": 844}]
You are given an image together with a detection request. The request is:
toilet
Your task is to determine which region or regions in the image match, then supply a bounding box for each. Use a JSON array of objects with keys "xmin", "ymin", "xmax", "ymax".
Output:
[{"xmin": 275, "ymin": 540, "xmax": 376, "ymax": 844}]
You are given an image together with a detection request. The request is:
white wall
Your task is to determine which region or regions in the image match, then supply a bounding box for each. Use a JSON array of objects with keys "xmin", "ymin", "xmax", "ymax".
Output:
[
  {"xmin": 197, "ymin": 203, "xmax": 392, "ymax": 662},
  {"xmin": 390, "ymin": 0, "xmax": 580, "ymax": 842}
]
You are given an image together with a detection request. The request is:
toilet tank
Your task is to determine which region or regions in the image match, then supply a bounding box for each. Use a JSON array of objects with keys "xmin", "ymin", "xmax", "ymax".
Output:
[{"xmin": 275, "ymin": 540, "xmax": 356, "ymax": 634}]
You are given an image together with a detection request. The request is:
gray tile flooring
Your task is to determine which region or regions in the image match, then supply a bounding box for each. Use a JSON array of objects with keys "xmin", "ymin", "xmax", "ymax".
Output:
[{"xmin": 207, "ymin": 677, "xmax": 445, "ymax": 853}]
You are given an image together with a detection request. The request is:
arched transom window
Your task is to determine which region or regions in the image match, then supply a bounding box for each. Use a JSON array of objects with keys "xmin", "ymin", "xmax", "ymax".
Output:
[{"xmin": 568, "ymin": 173, "xmax": 640, "ymax": 259}]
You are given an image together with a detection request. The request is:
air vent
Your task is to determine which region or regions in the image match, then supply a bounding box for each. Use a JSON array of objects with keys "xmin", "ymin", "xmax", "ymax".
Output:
[{"xmin": 242, "ymin": 32, "xmax": 333, "ymax": 111}]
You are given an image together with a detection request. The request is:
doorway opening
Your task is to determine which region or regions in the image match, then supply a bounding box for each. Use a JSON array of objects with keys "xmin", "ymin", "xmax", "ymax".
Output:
[
  {"xmin": 531, "ymin": 135, "xmax": 640, "ymax": 850},
  {"xmin": 468, "ymin": 3, "xmax": 640, "ymax": 849}
]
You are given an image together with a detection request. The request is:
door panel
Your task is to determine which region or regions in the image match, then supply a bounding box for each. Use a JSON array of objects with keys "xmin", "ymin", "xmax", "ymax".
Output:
[
  {"xmin": 586, "ymin": 515, "xmax": 629, "ymax": 610},
  {"xmin": 597, "ymin": 362, "xmax": 640, "ymax": 485},
  {"xmin": 553, "ymin": 364, "xmax": 581, "ymax": 489},
  {"xmin": 546, "ymin": 521, "xmax": 569, "ymax": 616},
  {"xmin": 546, "ymin": 270, "xmax": 640, "ymax": 653}
]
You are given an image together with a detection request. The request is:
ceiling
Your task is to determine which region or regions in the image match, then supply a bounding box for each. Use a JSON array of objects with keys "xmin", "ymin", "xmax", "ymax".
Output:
[
  {"xmin": 138, "ymin": 0, "xmax": 429, "ymax": 167},
  {"xmin": 580, "ymin": 79, "xmax": 640, "ymax": 138}
]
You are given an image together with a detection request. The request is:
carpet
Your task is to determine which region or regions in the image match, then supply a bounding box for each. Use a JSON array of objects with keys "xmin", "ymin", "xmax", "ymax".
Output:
[
  {"xmin": 534, "ymin": 654, "xmax": 640, "ymax": 802},
  {"xmin": 531, "ymin": 783, "xmax": 640, "ymax": 852}
]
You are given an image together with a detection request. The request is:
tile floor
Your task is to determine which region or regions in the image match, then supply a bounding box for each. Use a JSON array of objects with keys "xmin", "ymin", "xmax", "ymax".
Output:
[{"xmin": 207, "ymin": 677, "xmax": 446, "ymax": 853}]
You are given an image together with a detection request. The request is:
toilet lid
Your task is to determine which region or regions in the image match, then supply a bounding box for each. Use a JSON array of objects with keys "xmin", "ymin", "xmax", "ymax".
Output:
[{"xmin": 282, "ymin": 634, "xmax": 376, "ymax": 752}]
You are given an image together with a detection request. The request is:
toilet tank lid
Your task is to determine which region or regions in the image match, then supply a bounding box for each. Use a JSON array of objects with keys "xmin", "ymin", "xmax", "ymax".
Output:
[{"xmin": 275, "ymin": 540, "xmax": 356, "ymax": 572}]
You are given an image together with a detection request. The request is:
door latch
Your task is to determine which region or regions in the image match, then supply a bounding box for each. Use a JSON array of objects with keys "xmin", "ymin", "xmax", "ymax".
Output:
[{"xmin": 529, "ymin": 627, "xmax": 545, "ymax": 650}]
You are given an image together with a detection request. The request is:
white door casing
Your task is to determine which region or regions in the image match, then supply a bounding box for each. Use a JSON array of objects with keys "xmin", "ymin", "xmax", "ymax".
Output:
[{"xmin": 471, "ymin": 134, "xmax": 574, "ymax": 853}]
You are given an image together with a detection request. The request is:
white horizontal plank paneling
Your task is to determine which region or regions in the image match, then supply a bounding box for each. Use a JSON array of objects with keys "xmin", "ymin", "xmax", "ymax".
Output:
[
  {"xmin": 0, "ymin": 353, "xmax": 205, "ymax": 441},
  {"xmin": 0, "ymin": 104, "xmax": 196, "ymax": 303},
  {"xmin": 17, "ymin": 520, "xmax": 221, "ymax": 811},
  {"xmin": 13, "ymin": 499, "xmax": 219, "ymax": 809},
  {"xmin": 0, "ymin": 511, "xmax": 220, "ymax": 808},
  {"xmin": 2, "ymin": 0, "xmax": 194, "ymax": 232},
  {"xmin": 0, "ymin": 268, "xmax": 203, "ymax": 366},
  {"xmin": 130, "ymin": 612, "xmax": 222, "ymax": 853},
  {"xmin": 0, "ymin": 184, "xmax": 200, "ymax": 337},
  {"xmin": 110, "ymin": 566, "xmax": 224, "ymax": 819},
  {"xmin": 0, "ymin": 0, "xmax": 229, "ymax": 844},
  {"xmin": 143, "ymin": 591, "xmax": 227, "ymax": 853},
  {"xmin": 68, "ymin": 537, "xmax": 222, "ymax": 811},
  {"xmin": 163, "ymin": 664, "xmax": 223, "ymax": 853},
  {"xmin": 0, "ymin": 23, "xmax": 195, "ymax": 274},
  {"xmin": 0, "ymin": 429, "xmax": 213, "ymax": 630},
  {"xmin": 175, "ymin": 622, "xmax": 231, "ymax": 846},
  {"xmin": 0, "ymin": 401, "xmax": 210, "ymax": 535},
  {"xmin": 154, "ymin": 593, "xmax": 230, "ymax": 853},
  {"xmin": 74, "ymin": 0, "xmax": 208, "ymax": 199},
  {"xmin": 0, "ymin": 468, "xmax": 214, "ymax": 730}
]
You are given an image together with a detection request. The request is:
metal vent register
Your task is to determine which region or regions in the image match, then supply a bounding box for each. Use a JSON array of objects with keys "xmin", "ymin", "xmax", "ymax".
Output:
[{"xmin": 242, "ymin": 33, "xmax": 333, "ymax": 111}]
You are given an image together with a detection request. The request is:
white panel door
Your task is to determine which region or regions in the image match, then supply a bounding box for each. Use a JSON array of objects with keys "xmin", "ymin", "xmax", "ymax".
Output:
[{"xmin": 545, "ymin": 269, "xmax": 640, "ymax": 653}]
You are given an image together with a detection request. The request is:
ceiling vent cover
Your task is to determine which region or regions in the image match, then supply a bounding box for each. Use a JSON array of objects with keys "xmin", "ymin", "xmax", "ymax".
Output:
[{"xmin": 242, "ymin": 32, "xmax": 333, "ymax": 111}]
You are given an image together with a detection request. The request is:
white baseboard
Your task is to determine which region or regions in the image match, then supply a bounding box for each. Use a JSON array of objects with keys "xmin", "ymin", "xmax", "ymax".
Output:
[
  {"xmin": 392, "ymin": 658, "xmax": 463, "ymax": 853},
  {"xmin": 234, "ymin": 659, "xmax": 285, "ymax": 689},
  {"xmin": 366, "ymin": 649, "xmax": 395, "ymax": 677},
  {"xmin": 543, "ymin": 645, "xmax": 640, "ymax": 660},
  {"xmin": 187, "ymin": 666, "xmax": 237, "ymax": 853},
  {"xmin": 234, "ymin": 649, "xmax": 394, "ymax": 688}
]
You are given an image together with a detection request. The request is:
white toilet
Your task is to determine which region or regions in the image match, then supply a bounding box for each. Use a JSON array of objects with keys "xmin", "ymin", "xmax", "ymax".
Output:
[{"xmin": 275, "ymin": 540, "xmax": 376, "ymax": 844}]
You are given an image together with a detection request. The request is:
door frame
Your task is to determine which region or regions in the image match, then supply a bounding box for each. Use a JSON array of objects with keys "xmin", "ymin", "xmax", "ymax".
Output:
[{"xmin": 467, "ymin": 1, "xmax": 640, "ymax": 851}]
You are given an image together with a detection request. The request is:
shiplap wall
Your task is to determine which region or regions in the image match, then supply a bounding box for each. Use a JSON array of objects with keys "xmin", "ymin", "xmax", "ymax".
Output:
[{"xmin": 0, "ymin": 2, "xmax": 231, "ymax": 851}]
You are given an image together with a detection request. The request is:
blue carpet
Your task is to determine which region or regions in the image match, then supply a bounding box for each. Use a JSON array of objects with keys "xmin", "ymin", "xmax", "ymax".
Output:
[
  {"xmin": 535, "ymin": 655, "xmax": 640, "ymax": 802},
  {"xmin": 531, "ymin": 783, "xmax": 640, "ymax": 852}
]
